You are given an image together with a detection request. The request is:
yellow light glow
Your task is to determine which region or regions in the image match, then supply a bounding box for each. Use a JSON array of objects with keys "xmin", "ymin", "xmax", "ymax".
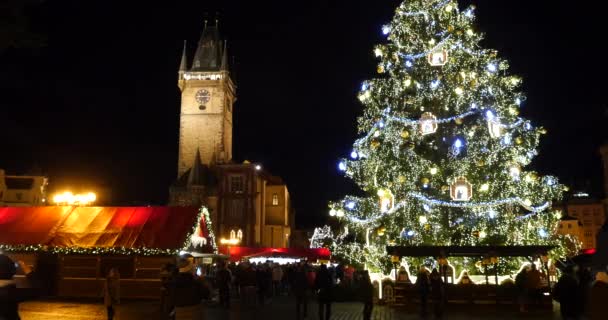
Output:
[
  {"xmin": 430, "ymin": 167, "xmax": 438, "ymax": 175},
  {"xmin": 329, "ymin": 209, "xmax": 337, "ymax": 216},
  {"xmin": 374, "ymin": 48, "xmax": 383, "ymax": 57},
  {"xmin": 220, "ymin": 238, "xmax": 240, "ymax": 245},
  {"xmin": 445, "ymin": 4, "xmax": 453, "ymax": 12},
  {"xmin": 429, "ymin": 39, "xmax": 436, "ymax": 45},
  {"xmin": 377, "ymin": 189, "xmax": 386, "ymax": 197},
  {"xmin": 479, "ymin": 231, "xmax": 487, "ymax": 239},
  {"xmin": 480, "ymin": 184, "xmax": 489, "ymax": 192},
  {"xmin": 404, "ymin": 79, "xmax": 412, "ymax": 87},
  {"xmin": 419, "ymin": 216, "xmax": 428, "ymax": 224},
  {"xmin": 454, "ymin": 87, "xmax": 464, "ymax": 95},
  {"xmin": 52, "ymin": 191, "xmax": 97, "ymax": 206},
  {"xmin": 466, "ymin": 29, "xmax": 474, "ymax": 36},
  {"xmin": 524, "ymin": 199, "xmax": 532, "ymax": 206},
  {"xmin": 336, "ymin": 210, "xmax": 345, "ymax": 217}
]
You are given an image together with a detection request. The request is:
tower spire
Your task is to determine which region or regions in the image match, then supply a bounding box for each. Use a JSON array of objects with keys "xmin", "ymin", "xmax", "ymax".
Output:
[
  {"xmin": 220, "ymin": 40, "xmax": 228, "ymax": 71},
  {"xmin": 179, "ymin": 40, "xmax": 188, "ymax": 72}
]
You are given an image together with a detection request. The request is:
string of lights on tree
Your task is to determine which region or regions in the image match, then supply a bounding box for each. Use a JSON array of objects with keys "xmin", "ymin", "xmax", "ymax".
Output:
[
  {"xmin": 0, "ymin": 206, "xmax": 217, "ymax": 256},
  {"xmin": 312, "ymin": 0, "xmax": 574, "ymax": 274}
]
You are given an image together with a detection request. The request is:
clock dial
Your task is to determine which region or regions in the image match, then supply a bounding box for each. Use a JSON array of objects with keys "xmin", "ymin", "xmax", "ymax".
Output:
[{"xmin": 195, "ymin": 89, "xmax": 211, "ymax": 104}]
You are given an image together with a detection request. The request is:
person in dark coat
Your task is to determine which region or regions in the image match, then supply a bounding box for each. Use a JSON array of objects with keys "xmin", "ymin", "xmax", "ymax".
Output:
[
  {"xmin": 430, "ymin": 268, "xmax": 444, "ymax": 319},
  {"xmin": 415, "ymin": 267, "xmax": 430, "ymax": 318},
  {"xmin": 292, "ymin": 263, "xmax": 309, "ymax": 320},
  {"xmin": 0, "ymin": 254, "xmax": 39, "ymax": 320},
  {"xmin": 102, "ymin": 268, "xmax": 120, "ymax": 320},
  {"xmin": 360, "ymin": 270, "xmax": 374, "ymax": 320},
  {"xmin": 216, "ymin": 261, "xmax": 232, "ymax": 308},
  {"xmin": 314, "ymin": 264, "xmax": 333, "ymax": 320},
  {"xmin": 553, "ymin": 265, "xmax": 579, "ymax": 320},
  {"xmin": 515, "ymin": 264, "xmax": 529, "ymax": 313},
  {"xmin": 168, "ymin": 255, "xmax": 210, "ymax": 320},
  {"xmin": 585, "ymin": 271, "xmax": 608, "ymax": 320}
]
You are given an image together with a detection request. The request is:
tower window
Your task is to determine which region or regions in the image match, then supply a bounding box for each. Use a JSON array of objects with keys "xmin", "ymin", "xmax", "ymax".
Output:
[
  {"xmin": 230, "ymin": 176, "xmax": 244, "ymax": 194},
  {"xmin": 237, "ymin": 229, "xmax": 243, "ymax": 240},
  {"xmin": 230, "ymin": 230, "xmax": 236, "ymax": 240},
  {"xmin": 272, "ymin": 194, "xmax": 279, "ymax": 206}
]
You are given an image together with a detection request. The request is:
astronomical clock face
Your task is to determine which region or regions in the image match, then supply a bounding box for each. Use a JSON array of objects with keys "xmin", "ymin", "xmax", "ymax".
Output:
[{"xmin": 195, "ymin": 89, "xmax": 211, "ymax": 104}]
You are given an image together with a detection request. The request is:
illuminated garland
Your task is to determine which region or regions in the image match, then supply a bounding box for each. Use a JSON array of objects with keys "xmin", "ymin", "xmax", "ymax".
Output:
[
  {"xmin": 399, "ymin": 35, "xmax": 452, "ymax": 60},
  {"xmin": 200, "ymin": 206, "xmax": 218, "ymax": 254},
  {"xmin": 340, "ymin": 192, "xmax": 551, "ymax": 225}
]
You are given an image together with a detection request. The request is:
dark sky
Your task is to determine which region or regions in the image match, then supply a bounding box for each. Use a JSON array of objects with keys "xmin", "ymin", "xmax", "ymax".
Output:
[{"xmin": 2, "ymin": 0, "xmax": 608, "ymax": 228}]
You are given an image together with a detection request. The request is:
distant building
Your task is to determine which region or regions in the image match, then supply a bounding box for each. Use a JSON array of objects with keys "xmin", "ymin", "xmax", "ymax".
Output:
[
  {"xmin": 169, "ymin": 23, "xmax": 293, "ymax": 248},
  {"xmin": 0, "ymin": 169, "xmax": 48, "ymax": 206},
  {"xmin": 557, "ymin": 193, "xmax": 606, "ymax": 249}
]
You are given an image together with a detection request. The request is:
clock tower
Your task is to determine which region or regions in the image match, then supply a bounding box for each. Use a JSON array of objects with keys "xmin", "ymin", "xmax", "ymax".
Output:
[{"xmin": 177, "ymin": 23, "xmax": 235, "ymax": 178}]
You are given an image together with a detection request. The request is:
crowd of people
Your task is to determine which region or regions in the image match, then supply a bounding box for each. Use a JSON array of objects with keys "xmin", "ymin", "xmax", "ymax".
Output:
[{"xmin": 159, "ymin": 256, "xmax": 375, "ymax": 320}]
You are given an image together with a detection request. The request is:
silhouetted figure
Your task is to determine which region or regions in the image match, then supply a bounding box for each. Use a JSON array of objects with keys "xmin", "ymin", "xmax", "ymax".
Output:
[
  {"xmin": 292, "ymin": 263, "xmax": 309, "ymax": 320},
  {"xmin": 216, "ymin": 261, "xmax": 232, "ymax": 308},
  {"xmin": 169, "ymin": 255, "xmax": 210, "ymax": 319},
  {"xmin": 586, "ymin": 271, "xmax": 608, "ymax": 320},
  {"xmin": 577, "ymin": 267, "xmax": 592, "ymax": 316},
  {"xmin": 103, "ymin": 268, "xmax": 120, "ymax": 320},
  {"xmin": 415, "ymin": 267, "xmax": 430, "ymax": 318},
  {"xmin": 360, "ymin": 270, "xmax": 374, "ymax": 320},
  {"xmin": 515, "ymin": 264, "xmax": 530, "ymax": 312},
  {"xmin": 430, "ymin": 268, "xmax": 444, "ymax": 319},
  {"xmin": 0, "ymin": 255, "xmax": 39, "ymax": 320},
  {"xmin": 527, "ymin": 264, "xmax": 542, "ymax": 308},
  {"xmin": 315, "ymin": 264, "xmax": 333, "ymax": 320},
  {"xmin": 553, "ymin": 265, "xmax": 579, "ymax": 320}
]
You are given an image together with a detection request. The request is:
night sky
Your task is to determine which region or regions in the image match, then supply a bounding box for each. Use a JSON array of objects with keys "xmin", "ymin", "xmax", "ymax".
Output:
[{"xmin": 2, "ymin": 0, "xmax": 608, "ymax": 228}]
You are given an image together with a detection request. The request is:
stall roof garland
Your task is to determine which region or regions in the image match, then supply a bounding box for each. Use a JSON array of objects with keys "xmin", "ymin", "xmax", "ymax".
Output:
[
  {"xmin": 386, "ymin": 245, "xmax": 556, "ymax": 257},
  {"xmin": 0, "ymin": 206, "xmax": 215, "ymax": 256}
]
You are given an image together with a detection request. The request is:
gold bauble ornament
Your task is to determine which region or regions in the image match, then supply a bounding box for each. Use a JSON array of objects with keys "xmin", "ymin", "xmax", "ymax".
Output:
[
  {"xmin": 398, "ymin": 176, "xmax": 406, "ymax": 183},
  {"xmin": 421, "ymin": 177, "xmax": 430, "ymax": 184},
  {"xmin": 441, "ymin": 185, "xmax": 449, "ymax": 192},
  {"xmin": 455, "ymin": 118, "xmax": 463, "ymax": 125},
  {"xmin": 515, "ymin": 137, "xmax": 523, "ymax": 145},
  {"xmin": 476, "ymin": 159, "xmax": 486, "ymax": 167},
  {"xmin": 424, "ymin": 224, "xmax": 431, "ymax": 231},
  {"xmin": 447, "ymin": 25, "xmax": 455, "ymax": 33},
  {"xmin": 377, "ymin": 65, "xmax": 385, "ymax": 74},
  {"xmin": 400, "ymin": 130, "xmax": 410, "ymax": 139},
  {"xmin": 371, "ymin": 139, "xmax": 381, "ymax": 149}
]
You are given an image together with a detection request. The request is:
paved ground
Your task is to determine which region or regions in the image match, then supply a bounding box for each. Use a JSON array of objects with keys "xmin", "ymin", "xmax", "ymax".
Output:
[{"xmin": 19, "ymin": 297, "xmax": 560, "ymax": 320}]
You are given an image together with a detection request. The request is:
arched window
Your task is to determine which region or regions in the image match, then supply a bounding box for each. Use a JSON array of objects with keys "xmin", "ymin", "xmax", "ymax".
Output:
[
  {"xmin": 237, "ymin": 229, "xmax": 243, "ymax": 240},
  {"xmin": 230, "ymin": 230, "xmax": 236, "ymax": 240}
]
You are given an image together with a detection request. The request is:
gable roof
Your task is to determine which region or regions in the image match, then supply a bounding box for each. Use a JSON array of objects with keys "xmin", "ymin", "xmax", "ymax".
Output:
[{"xmin": 0, "ymin": 206, "xmax": 212, "ymax": 255}]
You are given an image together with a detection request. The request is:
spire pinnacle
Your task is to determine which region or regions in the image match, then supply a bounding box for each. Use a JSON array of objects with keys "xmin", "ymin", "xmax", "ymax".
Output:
[{"xmin": 179, "ymin": 40, "xmax": 188, "ymax": 71}]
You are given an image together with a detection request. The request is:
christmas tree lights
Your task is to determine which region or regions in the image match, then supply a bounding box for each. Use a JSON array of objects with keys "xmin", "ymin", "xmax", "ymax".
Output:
[{"xmin": 314, "ymin": 0, "xmax": 572, "ymax": 273}]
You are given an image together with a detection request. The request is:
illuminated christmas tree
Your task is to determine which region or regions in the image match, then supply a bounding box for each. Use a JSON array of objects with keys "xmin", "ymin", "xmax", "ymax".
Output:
[{"xmin": 314, "ymin": 0, "xmax": 572, "ymax": 274}]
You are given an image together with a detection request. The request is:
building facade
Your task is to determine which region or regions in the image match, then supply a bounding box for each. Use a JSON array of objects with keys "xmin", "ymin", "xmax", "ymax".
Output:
[
  {"xmin": 170, "ymin": 23, "xmax": 293, "ymax": 248},
  {"xmin": 0, "ymin": 169, "xmax": 48, "ymax": 206}
]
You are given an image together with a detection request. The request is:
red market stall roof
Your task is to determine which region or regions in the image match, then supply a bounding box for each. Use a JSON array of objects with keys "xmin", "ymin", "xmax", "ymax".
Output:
[
  {"xmin": 218, "ymin": 246, "xmax": 331, "ymax": 262},
  {"xmin": 0, "ymin": 206, "xmax": 210, "ymax": 255}
]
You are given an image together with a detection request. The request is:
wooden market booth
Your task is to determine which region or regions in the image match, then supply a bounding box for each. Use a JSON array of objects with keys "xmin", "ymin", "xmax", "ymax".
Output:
[
  {"xmin": 386, "ymin": 245, "xmax": 555, "ymax": 306},
  {"xmin": 0, "ymin": 206, "xmax": 216, "ymax": 299}
]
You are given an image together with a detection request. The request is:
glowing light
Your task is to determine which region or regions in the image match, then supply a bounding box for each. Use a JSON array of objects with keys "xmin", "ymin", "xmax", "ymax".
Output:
[
  {"xmin": 405, "ymin": 60, "xmax": 413, "ymax": 68},
  {"xmin": 487, "ymin": 63, "xmax": 497, "ymax": 72},
  {"xmin": 545, "ymin": 177, "xmax": 556, "ymax": 186},
  {"xmin": 480, "ymin": 184, "xmax": 489, "ymax": 192},
  {"xmin": 346, "ymin": 201, "xmax": 356, "ymax": 210},
  {"xmin": 378, "ymin": 121, "xmax": 385, "ymax": 128},
  {"xmin": 336, "ymin": 210, "xmax": 345, "ymax": 217},
  {"xmin": 423, "ymin": 204, "xmax": 431, "ymax": 212},
  {"xmin": 466, "ymin": 29, "xmax": 474, "ymax": 36},
  {"xmin": 515, "ymin": 98, "xmax": 522, "ymax": 105},
  {"xmin": 538, "ymin": 229, "xmax": 548, "ymax": 238},
  {"xmin": 220, "ymin": 238, "xmax": 240, "ymax": 245},
  {"xmin": 419, "ymin": 215, "xmax": 428, "ymax": 224},
  {"xmin": 329, "ymin": 209, "xmax": 337, "ymax": 216},
  {"xmin": 486, "ymin": 110, "xmax": 495, "ymax": 119},
  {"xmin": 255, "ymin": 165, "xmax": 262, "ymax": 170},
  {"xmin": 430, "ymin": 79, "xmax": 441, "ymax": 89},
  {"xmin": 464, "ymin": 8, "xmax": 474, "ymax": 18},
  {"xmin": 338, "ymin": 162, "xmax": 347, "ymax": 171},
  {"xmin": 382, "ymin": 25, "xmax": 391, "ymax": 35},
  {"xmin": 52, "ymin": 191, "xmax": 97, "ymax": 206},
  {"xmin": 429, "ymin": 39, "xmax": 436, "ymax": 45},
  {"xmin": 509, "ymin": 165, "xmax": 521, "ymax": 179},
  {"xmin": 406, "ymin": 230, "xmax": 415, "ymax": 237},
  {"xmin": 488, "ymin": 210, "xmax": 497, "ymax": 219},
  {"xmin": 445, "ymin": 4, "xmax": 453, "ymax": 12},
  {"xmin": 430, "ymin": 167, "xmax": 438, "ymax": 175},
  {"xmin": 454, "ymin": 139, "xmax": 463, "ymax": 148},
  {"xmin": 350, "ymin": 151, "xmax": 359, "ymax": 159},
  {"xmin": 373, "ymin": 130, "xmax": 381, "ymax": 137},
  {"xmin": 404, "ymin": 79, "xmax": 412, "ymax": 87},
  {"xmin": 479, "ymin": 231, "xmax": 487, "ymax": 239},
  {"xmin": 361, "ymin": 83, "xmax": 368, "ymax": 91},
  {"xmin": 454, "ymin": 87, "xmax": 464, "ymax": 95},
  {"xmin": 374, "ymin": 48, "xmax": 383, "ymax": 57}
]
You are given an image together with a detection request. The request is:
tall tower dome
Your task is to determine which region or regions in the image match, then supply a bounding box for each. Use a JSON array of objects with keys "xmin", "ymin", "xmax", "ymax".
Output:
[{"xmin": 177, "ymin": 22, "xmax": 235, "ymax": 178}]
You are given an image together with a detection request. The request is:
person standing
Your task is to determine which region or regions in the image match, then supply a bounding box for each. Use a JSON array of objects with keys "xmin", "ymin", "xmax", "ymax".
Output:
[
  {"xmin": 292, "ymin": 263, "xmax": 309, "ymax": 320},
  {"xmin": 586, "ymin": 270, "xmax": 608, "ymax": 320},
  {"xmin": 430, "ymin": 268, "xmax": 444, "ymax": 319},
  {"xmin": 315, "ymin": 264, "xmax": 333, "ymax": 320},
  {"xmin": 360, "ymin": 270, "xmax": 374, "ymax": 320},
  {"xmin": 103, "ymin": 268, "xmax": 120, "ymax": 320},
  {"xmin": 515, "ymin": 264, "xmax": 530, "ymax": 313},
  {"xmin": 0, "ymin": 255, "xmax": 39, "ymax": 320},
  {"xmin": 272, "ymin": 263, "xmax": 283, "ymax": 297},
  {"xmin": 216, "ymin": 261, "xmax": 232, "ymax": 309},
  {"xmin": 553, "ymin": 265, "xmax": 579, "ymax": 320},
  {"xmin": 169, "ymin": 255, "xmax": 210, "ymax": 320},
  {"xmin": 415, "ymin": 267, "xmax": 430, "ymax": 318}
]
